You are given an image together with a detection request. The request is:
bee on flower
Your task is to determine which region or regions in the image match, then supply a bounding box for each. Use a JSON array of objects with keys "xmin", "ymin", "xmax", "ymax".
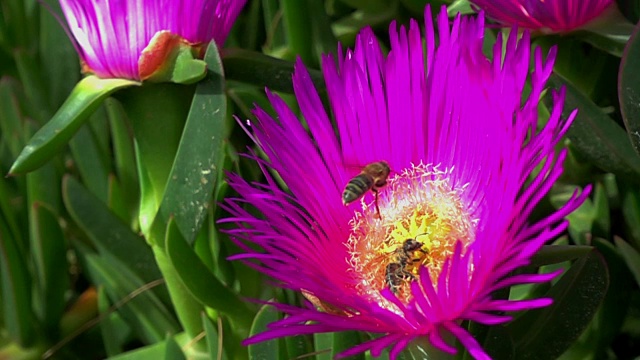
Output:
[{"xmin": 221, "ymin": 5, "xmax": 591, "ymax": 359}]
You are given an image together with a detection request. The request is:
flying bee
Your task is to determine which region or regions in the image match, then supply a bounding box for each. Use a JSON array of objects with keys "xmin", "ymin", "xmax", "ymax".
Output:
[
  {"xmin": 342, "ymin": 161, "xmax": 391, "ymax": 219},
  {"xmin": 385, "ymin": 239, "xmax": 426, "ymax": 293}
]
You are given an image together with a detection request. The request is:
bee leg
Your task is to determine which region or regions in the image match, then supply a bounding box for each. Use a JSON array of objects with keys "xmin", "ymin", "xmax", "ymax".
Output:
[{"xmin": 373, "ymin": 188, "xmax": 382, "ymax": 220}]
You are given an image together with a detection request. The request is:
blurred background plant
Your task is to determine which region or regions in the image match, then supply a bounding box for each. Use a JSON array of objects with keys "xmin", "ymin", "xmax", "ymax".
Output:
[{"xmin": 1, "ymin": 0, "xmax": 640, "ymax": 359}]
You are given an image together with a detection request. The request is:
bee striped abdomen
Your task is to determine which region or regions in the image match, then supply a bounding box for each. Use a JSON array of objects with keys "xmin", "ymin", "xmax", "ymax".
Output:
[{"xmin": 342, "ymin": 174, "xmax": 374, "ymax": 205}]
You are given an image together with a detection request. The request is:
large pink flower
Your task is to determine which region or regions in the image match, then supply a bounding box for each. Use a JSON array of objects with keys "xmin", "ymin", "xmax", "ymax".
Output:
[
  {"xmin": 222, "ymin": 6, "xmax": 590, "ymax": 359},
  {"xmin": 59, "ymin": 0, "xmax": 246, "ymax": 80},
  {"xmin": 471, "ymin": 0, "xmax": 615, "ymax": 33}
]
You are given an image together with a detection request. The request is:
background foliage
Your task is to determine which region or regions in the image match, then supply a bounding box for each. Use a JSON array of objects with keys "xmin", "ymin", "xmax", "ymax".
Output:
[{"xmin": 1, "ymin": 0, "xmax": 640, "ymax": 359}]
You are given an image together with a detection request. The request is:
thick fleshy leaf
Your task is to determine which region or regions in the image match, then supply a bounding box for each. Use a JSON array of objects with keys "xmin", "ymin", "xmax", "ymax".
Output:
[
  {"xmin": 285, "ymin": 333, "xmax": 314, "ymax": 359},
  {"xmin": 313, "ymin": 333, "xmax": 333, "ymax": 360},
  {"xmin": 165, "ymin": 218, "xmax": 253, "ymax": 331},
  {"xmin": 621, "ymin": 182, "xmax": 640, "ymax": 248},
  {"xmin": 548, "ymin": 74, "xmax": 640, "ymax": 178},
  {"xmin": 558, "ymin": 239, "xmax": 633, "ymax": 359},
  {"xmin": 248, "ymin": 304, "xmax": 281, "ymax": 360},
  {"xmin": 98, "ymin": 287, "xmax": 125, "ymax": 357},
  {"xmin": 39, "ymin": 0, "xmax": 80, "ymax": 108},
  {"xmin": 203, "ymin": 314, "xmax": 228, "ymax": 360},
  {"xmin": 9, "ymin": 76, "xmax": 138, "ymax": 175},
  {"xmin": 577, "ymin": 19, "xmax": 634, "ymax": 58},
  {"xmin": 62, "ymin": 176, "xmax": 165, "ymax": 299},
  {"xmin": 529, "ymin": 245, "xmax": 593, "ymax": 268},
  {"xmin": 29, "ymin": 203, "xmax": 68, "ymax": 334},
  {"xmin": 481, "ymin": 325, "xmax": 515, "ymax": 360},
  {"xmin": 0, "ymin": 216, "xmax": 34, "ymax": 346},
  {"xmin": 222, "ymin": 49, "xmax": 325, "ymax": 93},
  {"xmin": 120, "ymin": 82, "xmax": 193, "ymax": 238},
  {"xmin": 0, "ymin": 78, "xmax": 25, "ymax": 158},
  {"xmin": 619, "ymin": 18, "xmax": 640, "ymax": 158},
  {"xmin": 69, "ymin": 122, "xmax": 111, "ymax": 203},
  {"xmin": 105, "ymin": 97, "xmax": 138, "ymax": 225},
  {"xmin": 163, "ymin": 337, "xmax": 186, "ymax": 360},
  {"xmin": 614, "ymin": 237, "xmax": 640, "ymax": 287},
  {"xmin": 507, "ymin": 251, "xmax": 609, "ymax": 359},
  {"xmin": 83, "ymin": 252, "xmax": 180, "ymax": 344},
  {"xmin": 282, "ymin": 0, "xmax": 314, "ymax": 65},
  {"xmin": 332, "ymin": 331, "xmax": 364, "ymax": 359},
  {"xmin": 108, "ymin": 341, "xmax": 166, "ymax": 360},
  {"xmin": 158, "ymin": 41, "xmax": 226, "ymax": 245}
]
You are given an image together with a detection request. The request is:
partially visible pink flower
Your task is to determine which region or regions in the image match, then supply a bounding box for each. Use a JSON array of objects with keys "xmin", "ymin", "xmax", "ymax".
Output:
[
  {"xmin": 471, "ymin": 0, "xmax": 615, "ymax": 33},
  {"xmin": 222, "ymin": 5, "xmax": 590, "ymax": 360},
  {"xmin": 59, "ymin": 0, "xmax": 246, "ymax": 80}
]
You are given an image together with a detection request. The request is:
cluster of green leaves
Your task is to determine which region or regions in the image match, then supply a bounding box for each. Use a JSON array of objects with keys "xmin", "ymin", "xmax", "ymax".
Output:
[{"xmin": 2, "ymin": 0, "xmax": 640, "ymax": 359}]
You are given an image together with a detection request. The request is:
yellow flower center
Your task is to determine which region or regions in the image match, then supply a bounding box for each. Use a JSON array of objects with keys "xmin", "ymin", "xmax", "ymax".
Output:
[{"xmin": 346, "ymin": 164, "xmax": 476, "ymax": 307}]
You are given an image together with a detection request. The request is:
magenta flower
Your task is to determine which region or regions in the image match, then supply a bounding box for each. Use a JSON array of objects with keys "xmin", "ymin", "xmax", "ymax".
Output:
[
  {"xmin": 59, "ymin": 0, "xmax": 246, "ymax": 80},
  {"xmin": 471, "ymin": 0, "xmax": 615, "ymax": 33},
  {"xmin": 222, "ymin": 6, "xmax": 590, "ymax": 360}
]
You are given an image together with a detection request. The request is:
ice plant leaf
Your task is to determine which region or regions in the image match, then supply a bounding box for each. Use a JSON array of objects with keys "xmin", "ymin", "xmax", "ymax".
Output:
[
  {"xmin": 82, "ymin": 252, "xmax": 180, "ymax": 344},
  {"xmin": 62, "ymin": 176, "xmax": 165, "ymax": 294},
  {"xmin": 203, "ymin": 314, "xmax": 228, "ymax": 360},
  {"xmin": 529, "ymin": 245, "xmax": 594, "ymax": 268},
  {"xmin": 548, "ymin": 74, "xmax": 640, "ymax": 178},
  {"xmin": 248, "ymin": 304, "xmax": 282, "ymax": 360},
  {"xmin": 165, "ymin": 218, "xmax": 253, "ymax": 331},
  {"xmin": 619, "ymin": 18, "xmax": 640, "ymax": 158},
  {"xmin": 222, "ymin": 49, "xmax": 325, "ymax": 93},
  {"xmin": 0, "ymin": 215, "xmax": 35, "ymax": 346},
  {"xmin": 158, "ymin": 41, "xmax": 226, "ymax": 245},
  {"xmin": 507, "ymin": 251, "xmax": 609, "ymax": 359},
  {"xmin": 9, "ymin": 75, "xmax": 138, "ymax": 175},
  {"xmin": 614, "ymin": 236, "xmax": 640, "ymax": 287},
  {"xmin": 30, "ymin": 203, "xmax": 68, "ymax": 334}
]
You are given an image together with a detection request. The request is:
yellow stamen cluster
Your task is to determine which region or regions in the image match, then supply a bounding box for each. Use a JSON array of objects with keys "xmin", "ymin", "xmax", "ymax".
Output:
[{"xmin": 346, "ymin": 164, "xmax": 476, "ymax": 307}]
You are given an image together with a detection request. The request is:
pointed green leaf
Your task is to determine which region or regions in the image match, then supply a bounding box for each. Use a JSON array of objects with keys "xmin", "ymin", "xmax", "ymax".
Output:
[
  {"xmin": 106, "ymin": 97, "xmax": 139, "ymax": 224},
  {"xmin": 222, "ymin": 49, "xmax": 325, "ymax": 93},
  {"xmin": 548, "ymin": 74, "xmax": 640, "ymax": 178},
  {"xmin": 313, "ymin": 333, "xmax": 333, "ymax": 360},
  {"xmin": 529, "ymin": 245, "xmax": 593, "ymax": 268},
  {"xmin": 164, "ymin": 336, "xmax": 186, "ymax": 360},
  {"xmin": 120, "ymin": 82, "xmax": 193, "ymax": 237},
  {"xmin": 98, "ymin": 287, "xmax": 124, "ymax": 357},
  {"xmin": 0, "ymin": 78, "xmax": 26, "ymax": 158},
  {"xmin": 165, "ymin": 218, "xmax": 253, "ymax": 331},
  {"xmin": 203, "ymin": 314, "xmax": 228, "ymax": 360},
  {"xmin": 507, "ymin": 251, "xmax": 609, "ymax": 359},
  {"xmin": 332, "ymin": 331, "xmax": 364, "ymax": 359},
  {"xmin": 30, "ymin": 202, "xmax": 68, "ymax": 334},
  {"xmin": 619, "ymin": 18, "xmax": 640, "ymax": 158},
  {"xmin": 62, "ymin": 176, "xmax": 164, "ymax": 294},
  {"xmin": 158, "ymin": 41, "xmax": 226, "ymax": 245},
  {"xmin": 614, "ymin": 237, "xmax": 640, "ymax": 287},
  {"xmin": 39, "ymin": 0, "xmax": 80, "ymax": 107},
  {"xmin": 0, "ymin": 216, "xmax": 34, "ymax": 346},
  {"xmin": 9, "ymin": 75, "xmax": 138, "ymax": 174},
  {"xmin": 83, "ymin": 252, "xmax": 180, "ymax": 344},
  {"xmin": 249, "ymin": 304, "xmax": 281, "ymax": 360},
  {"xmin": 108, "ymin": 341, "xmax": 167, "ymax": 360},
  {"xmin": 69, "ymin": 124, "xmax": 111, "ymax": 203}
]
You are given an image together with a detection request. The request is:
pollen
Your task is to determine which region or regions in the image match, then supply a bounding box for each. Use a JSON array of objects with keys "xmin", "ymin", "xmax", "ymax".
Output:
[{"xmin": 346, "ymin": 163, "xmax": 477, "ymax": 306}]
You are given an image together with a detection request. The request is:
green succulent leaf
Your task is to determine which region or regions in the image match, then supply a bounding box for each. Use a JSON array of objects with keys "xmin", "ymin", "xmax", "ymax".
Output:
[
  {"xmin": 222, "ymin": 48, "xmax": 325, "ymax": 93},
  {"xmin": 9, "ymin": 75, "xmax": 138, "ymax": 175},
  {"xmin": 507, "ymin": 250, "xmax": 609, "ymax": 359},
  {"xmin": 248, "ymin": 304, "xmax": 281, "ymax": 360},
  {"xmin": 548, "ymin": 74, "xmax": 640, "ymax": 178},
  {"xmin": 618, "ymin": 18, "xmax": 640, "ymax": 158},
  {"xmin": 158, "ymin": 40, "xmax": 226, "ymax": 245}
]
